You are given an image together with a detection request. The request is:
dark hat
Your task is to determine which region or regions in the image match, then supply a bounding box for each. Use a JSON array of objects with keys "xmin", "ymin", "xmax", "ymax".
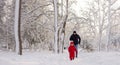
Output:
[{"xmin": 73, "ymin": 31, "xmax": 76, "ymax": 33}]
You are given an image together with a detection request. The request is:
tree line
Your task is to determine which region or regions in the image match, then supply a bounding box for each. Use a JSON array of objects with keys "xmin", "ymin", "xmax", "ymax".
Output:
[{"xmin": 0, "ymin": 0, "xmax": 120, "ymax": 55}]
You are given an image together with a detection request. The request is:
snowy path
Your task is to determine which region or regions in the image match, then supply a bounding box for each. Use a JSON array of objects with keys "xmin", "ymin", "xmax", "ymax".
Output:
[{"xmin": 0, "ymin": 50, "xmax": 120, "ymax": 65}]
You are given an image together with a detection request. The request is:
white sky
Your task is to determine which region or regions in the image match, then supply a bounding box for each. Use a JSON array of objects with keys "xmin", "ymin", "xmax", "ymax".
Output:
[
  {"xmin": 71, "ymin": 0, "xmax": 93, "ymax": 16},
  {"xmin": 72, "ymin": 0, "xmax": 120, "ymax": 16}
]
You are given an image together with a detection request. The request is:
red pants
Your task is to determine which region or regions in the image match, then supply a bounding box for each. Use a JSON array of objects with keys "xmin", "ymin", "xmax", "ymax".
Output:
[{"xmin": 69, "ymin": 53, "xmax": 75, "ymax": 60}]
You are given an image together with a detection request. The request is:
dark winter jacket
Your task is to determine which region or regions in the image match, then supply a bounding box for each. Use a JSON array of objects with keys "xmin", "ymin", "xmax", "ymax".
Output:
[{"xmin": 70, "ymin": 34, "xmax": 81, "ymax": 45}]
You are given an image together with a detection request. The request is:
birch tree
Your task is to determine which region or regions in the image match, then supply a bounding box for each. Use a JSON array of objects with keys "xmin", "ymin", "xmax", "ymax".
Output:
[
  {"xmin": 14, "ymin": 0, "xmax": 22, "ymax": 55},
  {"xmin": 53, "ymin": 0, "xmax": 58, "ymax": 53},
  {"xmin": 58, "ymin": 0, "xmax": 68, "ymax": 53}
]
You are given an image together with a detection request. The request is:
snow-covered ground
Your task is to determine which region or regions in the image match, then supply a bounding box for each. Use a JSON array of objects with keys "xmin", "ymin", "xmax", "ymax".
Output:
[{"xmin": 0, "ymin": 50, "xmax": 120, "ymax": 65}]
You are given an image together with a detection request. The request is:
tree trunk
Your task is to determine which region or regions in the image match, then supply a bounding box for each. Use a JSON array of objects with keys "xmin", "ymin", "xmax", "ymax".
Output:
[
  {"xmin": 53, "ymin": 0, "xmax": 58, "ymax": 53},
  {"xmin": 60, "ymin": 0, "xmax": 68, "ymax": 53},
  {"xmin": 14, "ymin": 0, "xmax": 22, "ymax": 55},
  {"xmin": 106, "ymin": 0, "xmax": 111, "ymax": 51},
  {"xmin": 97, "ymin": 0, "xmax": 100, "ymax": 51}
]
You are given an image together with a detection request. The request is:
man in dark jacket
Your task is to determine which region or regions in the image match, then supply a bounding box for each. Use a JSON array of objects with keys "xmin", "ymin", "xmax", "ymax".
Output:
[{"xmin": 70, "ymin": 31, "xmax": 81, "ymax": 58}]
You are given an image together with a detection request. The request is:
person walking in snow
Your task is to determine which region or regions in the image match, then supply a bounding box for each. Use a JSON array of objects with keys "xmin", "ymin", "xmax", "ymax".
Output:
[
  {"xmin": 70, "ymin": 31, "xmax": 81, "ymax": 58},
  {"xmin": 68, "ymin": 41, "xmax": 77, "ymax": 60}
]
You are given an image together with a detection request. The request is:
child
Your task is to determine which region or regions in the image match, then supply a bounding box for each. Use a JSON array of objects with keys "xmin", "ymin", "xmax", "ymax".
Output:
[{"xmin": 68, "ymin": 41, "xmax": 77, "ymax": 60}]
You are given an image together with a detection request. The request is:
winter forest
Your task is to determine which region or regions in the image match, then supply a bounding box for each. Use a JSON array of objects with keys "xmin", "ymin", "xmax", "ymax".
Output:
[{"xmin": 0, "ymin": 0, "xmax": 120, "ymax": 65}]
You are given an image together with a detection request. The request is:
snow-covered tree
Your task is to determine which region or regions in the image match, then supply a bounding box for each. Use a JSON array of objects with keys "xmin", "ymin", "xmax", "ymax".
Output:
[{"xmin": 14, "ymin": 0, "xmax": 22, "ymax": 55}]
